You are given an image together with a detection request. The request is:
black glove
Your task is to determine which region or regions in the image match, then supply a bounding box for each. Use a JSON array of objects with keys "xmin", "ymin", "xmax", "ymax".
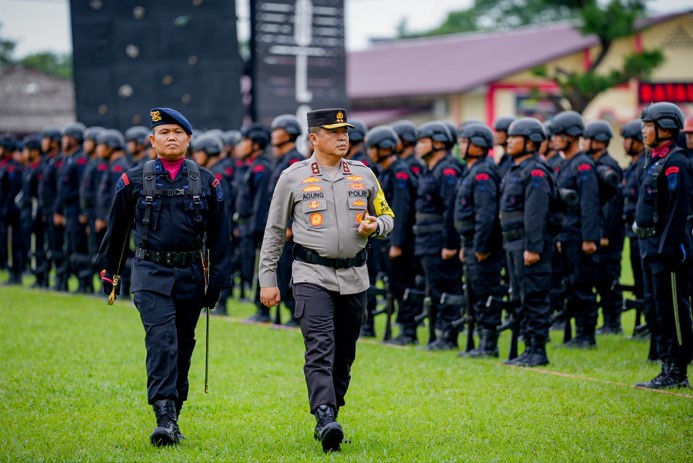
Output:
[
  {"xmin": 203, "ymin": 286, "xmax": 222, "ymax": 309},
  {"xmin": 100, "ymin": 269, "xmax": 120, "ymax": 296}
]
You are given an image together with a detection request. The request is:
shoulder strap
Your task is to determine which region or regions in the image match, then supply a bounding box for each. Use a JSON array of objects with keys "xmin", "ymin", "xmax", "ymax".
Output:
[
  {"xmin": 140, "ymin": 160, "xmax": 158, "ymax": 247},
  {"xmin": 185, "ymin": 160, "xmax": 203, "ymax": 223}
]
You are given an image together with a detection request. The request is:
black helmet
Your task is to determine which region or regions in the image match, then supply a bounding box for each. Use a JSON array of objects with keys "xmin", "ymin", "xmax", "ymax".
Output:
[
  {"xmin": 391, "ymin": 120, "xmax": 417, "ymax": 144},
  {"xmin": 543, "ymin": 120, "xmax": 554, "ymax": 138},
  {"xmin": 508, "ymin": 118, "xmax": 546, "ymax": 144},
  {"xmin": 1, "ymin": 136, "xmax": 17, "ymax": 151},
  {"xmin": 41, "ymin": 127, "xmax": 62, "ymax": 142},
  {"xmin": 365, "ymin": 126, "xmax": 400, "ymax": 150},
  {"xmin": 222, "ymin": 130, "xmax": 242, "ymax": 147},
  {"xmin": 459, "ymin": 123, "xmax": 494, "ymax": 149},
  {"xmin": 97, "ymin": 129, "xmax": 125, "ymax": 150},
  {"xmin": 551, "ymin": 111, "xmax": 585, "ymax": 137},
  {"xmin": 440, "ymin": 121, "xmax": 458, "ymax": 147},
  {"xmin": 493, "ymin": 116, "xmax": 516, "ymax": 132},
  {"xmin": 124, "ymin": 126, "xmax": 150, "ymax": 144},
  {"xmin": 271, "ymin": 114, "xmax": 302, "ymax": 136},
  {"xmin": 62, "ymin": 122, "xmax": 87, "ymax": 141},
  {"xmin": 23, "ymin": 134, "xmax": 42, "ymax": 151},
  {"xmin": 417, "ymin": 121, "xmax": 453, "ymax": 144},
  {"xmin": 348, "ymin": 119, "xmax": 368, "ymax": 143},
  {"xmin": 84, "ymin": 126, "xmax": 105, "ymax": 142},
  {"xmin": 584, "ymin": 120, "xmax": 613, "ymax": 142},
  {"xmin": 620, "ymin": 120, "xmax": 643, "ymax": 141},
  {"xmin": 192, "ymin": 133, "xmax": 224, "ymax": 156},
  {"xmin": 640, "ymin": 102, "xmax": 684, "ymax": 130},
  {"xmin": 241, "ymin": 123, "xmax": 271, "ymax": 148}
]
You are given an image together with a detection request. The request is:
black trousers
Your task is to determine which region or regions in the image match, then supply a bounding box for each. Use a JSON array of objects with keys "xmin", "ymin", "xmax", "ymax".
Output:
[
  {"xmin": 390, "ymin": 249, "xmax": 422, "ymax": 331},
  {"xmin": 645, "ymin": 257, "xmax": 693, "ymax": 366},
  {"xmin": 293, "ymin": 283, "xmax": 366, "ymax": 412},
  {"xmin": 420, "ymin": 253, "xmax": 463, "ymax": 339},
  {"xmin": 277, "ymin": 240, "xmax": 295, "ymax": 311},
  {"xmin": 560, "ymin": 239, "xmax": 599, "ymax": 336},
  {"xmin": 133, "ymin": 290, "xmax": 203, "ymax": 405},
  {"xmin": 464, "ymin": 246, "xmax": 503, "ymax": 331},
  {"xmin": 506, "ymin": 246, "xmax": 553, "ymax": 340}
]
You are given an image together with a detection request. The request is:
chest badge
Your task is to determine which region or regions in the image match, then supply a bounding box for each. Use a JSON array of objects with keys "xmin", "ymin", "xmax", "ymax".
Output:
[
  {"xmin": 345, "ymin": 175, "xmax": 363, "ymax": 181},
  {"xmin": 307, "ymin": 200, "xmax": 321, "ymax": 210},
  {"xmin": 347, "ymin": 183, "xmax": 366, "ymax": 190},
  {"xmin": 351, "ymin": 199, "xmax": 366, "ymax": 207},
  {"xmin": 310, "ymin": 212, "xmax": 323, "ymax": 227},
  {"xmin": 303, "ymin": 184, "xmax": 323, "ymax": 192},
  {"xmin": 302, "ymin": 176, "xmax": 321, "ymax": 183}
]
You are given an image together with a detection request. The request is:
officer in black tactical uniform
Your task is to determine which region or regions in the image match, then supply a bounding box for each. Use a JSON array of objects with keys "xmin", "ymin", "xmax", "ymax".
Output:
[
  {"xmin": 553, "ymin": 111, "xmax": 602, "ymax": 349},
  {"xmin": 634, "ymin": 102, "xmax": 692, "ymax": 389},
  {"xmin": 79, "ymin": 126, "xmax": 106, "ymax": 286},
  {"xmin": 500, "ymin": 118, "xmax": 556, "ymax": 366},
  {"xmin": 269, "ymin": 114, "xmax": 305, "ymax": 325},
  {"xmin": 454, "ymin": 123, "xmax": 503, "ymax": 358},
  {"xmin": 56, "ymin": 123, "xmax": 92, "ymax": 293},
  {"xmin": 20, "ymin": 135, "xmax": 46, "ymax": 287},
  {"xmin": 584, "ymin": 120, "xmax": 625, "ymax": 334},
  {"xmin": 493, "ymin": 116, "xmax": 517, "ymax": 179},
  {"xmin": 0, "ymin": 138, "xmax": 24, "ymax": 284},
  {"xmin": 38, "ymin": 128, "xmax": 65, "ymax": 290},
  {"xmin": 125, "ymin": 126, "xmax": 151, "ymax": 168},
  {"xmin": 235, "ymin": 123, "xmax": 273, "ymax": 322},
  {"xmin": 414, "ymin": 121, "xmax": 464, "ymax": 350},
  {"xmin": 98, "ymin": 108, "xmax": 233, "ymax": 445}
]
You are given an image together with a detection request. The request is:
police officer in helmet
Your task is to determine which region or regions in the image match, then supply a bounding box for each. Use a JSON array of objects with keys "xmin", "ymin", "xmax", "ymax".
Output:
[{"xmin": 634, "ymin": 102, "xmax": 692, "ymax": 389}]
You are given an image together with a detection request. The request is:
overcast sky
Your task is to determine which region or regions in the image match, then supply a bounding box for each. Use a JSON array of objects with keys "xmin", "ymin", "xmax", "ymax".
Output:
[{"xmin": 0, "ymin": 0, "xmax": 690, "ymax": 57}]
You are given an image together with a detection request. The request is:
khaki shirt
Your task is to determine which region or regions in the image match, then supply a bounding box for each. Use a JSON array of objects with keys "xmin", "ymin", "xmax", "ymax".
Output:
[{"xmin": 259, "ymin": 155, "xmax": 395, "ymax": 294}]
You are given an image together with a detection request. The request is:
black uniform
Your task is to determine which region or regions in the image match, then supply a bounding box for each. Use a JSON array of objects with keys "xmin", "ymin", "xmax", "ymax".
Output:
[
  {"xmin": 0, "ymin": 159, "xmax": 25, "ymax": 281},
  {"xmin": 98, "ymin": 158, "xmax": 233, "ymax": 406},
  {"xmin": 500, "ymin": 157, "xmax": 554, "ymax": 346},
  {"xmin": 544, "ymin": 152, "xmax": 566, "ymax": 318},
  {"xmin": 80, "ymin": 157, "xmax": 109, "ymax": 263},
  {"xmin": 635, "ymin": 143, "xmax": 692, "ymax": 373},
  {"xmin": 20, "ymin": 160, "xmax": 46, "ymax": 286},
  {"xmin": 57, "ymin": 149, "xmax": 91, "ymax": 290},
  {"xmin": 454, "ymin": 156, "xmax": 503, "ymax": 353},
  {"xmin": 556, "ymin": 152, "xmax": 601, "ymax": 346},
  {"xmin": 414, "ymin": 155, "xmax": 465, "ymax": 348},
  {"xmin": 380, "ymin": 157, "xmax": 421, "ymax": 341},
  {"xmin": 594, "ymin": 152, "xmax": 625, "ymax": 333},
  {"xmin": 38, "ymin": 152, "xmax": 65, "ymax": 289}
]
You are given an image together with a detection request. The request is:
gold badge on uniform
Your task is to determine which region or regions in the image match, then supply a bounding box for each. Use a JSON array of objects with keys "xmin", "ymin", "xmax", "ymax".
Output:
[
  {"xmin": 307, "ymin": 200, "xmax": 321, "ymax": 209},
  {"xmin": 311, "ymin": 162, "xmax": 320, "ymax": 175},
  {"xmin": 345, "ymin": 175, "xmax": 363, "ymax": 181},
  {"xmin": 150, "ymin": 110, "xmax": 162, "ymax": 122},
  {"xmin": 351, "ymin": 199, "xmax": 366, "ymax": 207},
  {"xmin": 355, "ymin": 212, "xmax": 363, "ymax": 224},
  {"xmin": 336, "ymin": 111, "xmax": 344, "ymax": 123},
  {"xmin": 302, "ymin": 176, "xmax": 321, "ymax": 183},
  {"xmin": 310, "ymin": 212, "xmax": 323, "ymax": 226},
  {"xmin": 347, "ymin": 183, "xmax": 365, "ymax": 190},
  {"xmin": 342, "ymin": 161, "xmax": 351, "ymax": 173},
  {"xmin": 303, "ymin": 185, "xmax": 323, "ymax": 192}
]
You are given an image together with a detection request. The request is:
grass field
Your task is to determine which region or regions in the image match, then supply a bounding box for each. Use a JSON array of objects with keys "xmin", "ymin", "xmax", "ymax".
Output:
[{"xmin": 1, "ymin": 274, "xmax": 692, "ymax": 462}]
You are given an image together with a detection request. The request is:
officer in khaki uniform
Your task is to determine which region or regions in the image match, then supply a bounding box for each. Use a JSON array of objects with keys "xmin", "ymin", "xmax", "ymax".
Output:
[{"xmin": 259, "ymin": 108, "xmax": 394, "ymax": 453}]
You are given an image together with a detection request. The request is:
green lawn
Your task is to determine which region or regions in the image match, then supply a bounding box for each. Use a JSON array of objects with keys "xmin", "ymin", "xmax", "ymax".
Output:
[{"xmin": 0, "ymin": 279, "xmax": 691, "ymax": 462}]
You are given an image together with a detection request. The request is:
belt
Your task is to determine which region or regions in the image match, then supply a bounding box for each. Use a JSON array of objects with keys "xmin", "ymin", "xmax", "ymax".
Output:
[
  {"xmin": 415, "ymin": 212, "xmax": 443, "ymax": 222},
  {"xmin": 412, "ymin": 223, "xmax": 444, "ymax": 236},
  {"xmin": 499, "ymin": 211, "xmax": 524, "ymax": 222},
  {"xmin": 135, "ymin": 246, "xmax": 200, "ymax": 267},
  {"xmin": 633, "ymin": 225, "xmax": 657, "ymax": 239},
  {"xmin": 292, "ymin": 243, "xmax": 367, "ymax": 269},
  {"xmin": 502, "ymin": 229, "xmax": 525, "ymax": 242}
]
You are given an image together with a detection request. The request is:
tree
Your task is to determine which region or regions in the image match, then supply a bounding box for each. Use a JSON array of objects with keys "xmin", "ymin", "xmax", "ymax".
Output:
[
  {"xmin": 533, "ymin": 0, "xmax": 664, "ymax": 113},
  {"xmin": 0, "ymin": 24, "xmax": 17, "ymax": 65},
  {"xmin": 20, "ymin": 52, "xmax": 73, "ymax": 79},
  {"xmin": 396, "ymin": 0, "xmax": 665, "ymax": 114}
]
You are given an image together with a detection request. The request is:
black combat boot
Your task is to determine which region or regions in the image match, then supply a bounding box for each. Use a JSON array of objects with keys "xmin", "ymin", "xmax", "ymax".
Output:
[
  {"xmin": 637, "ymin": 362, "xmax": 690, "ymax": 389},
  {"xmin": 210, "ymin": 302, "xmax": 228, "ymax": 316},
  {"xmin": 246, "ymin": 307, "xmax": 271, "ymax": 323},
  {"xmin": 461, "ymin": 329, "xmax": 499, "ymax": 358},
  {"xmin": 360, "ymin": 317, "xmax": 376, "ymax": 338},
  {"xmin": 384, "ymin": 326, "xmax": 418, "ymax": 346},
  {"xmin": 313, "ymin": 404, "xmax": 343, "ymax": 453},
  {"xmin": 504, "ymin": 337, "xmax": 532, "ymax": 365},
  {"xmin": 174, "ymin": 401, "xmax": 186, "ymax": 440},
  {"xmin": 150, "ymin": 399, "xmax": 180, "ymax": 446},
  {"xmin": 521, "ymin": 337, "xmax": 550, "ymax": 367}
]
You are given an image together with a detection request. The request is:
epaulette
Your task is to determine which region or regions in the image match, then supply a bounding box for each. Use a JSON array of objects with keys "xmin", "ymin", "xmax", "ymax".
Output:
[{"xmin": 284, "ymin": 159, "xmax": 310, "ymax": 175}]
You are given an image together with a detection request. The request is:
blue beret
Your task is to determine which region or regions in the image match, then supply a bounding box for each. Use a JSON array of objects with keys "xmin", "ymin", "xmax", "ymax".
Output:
[{"xmin": 149, "ymin": 107, "xmax": 193, "ymax": 135}]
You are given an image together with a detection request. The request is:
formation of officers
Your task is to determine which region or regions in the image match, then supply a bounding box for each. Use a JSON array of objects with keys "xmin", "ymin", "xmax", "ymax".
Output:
[{"xmin": 1, "ymin": 102, "xmax": 692, "ymax": 390}]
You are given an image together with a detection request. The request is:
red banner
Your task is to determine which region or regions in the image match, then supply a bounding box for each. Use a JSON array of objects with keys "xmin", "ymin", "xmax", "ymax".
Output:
[{"xmin": 639, "ymin": 82, "xmax": 693, "ymax": 104}]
